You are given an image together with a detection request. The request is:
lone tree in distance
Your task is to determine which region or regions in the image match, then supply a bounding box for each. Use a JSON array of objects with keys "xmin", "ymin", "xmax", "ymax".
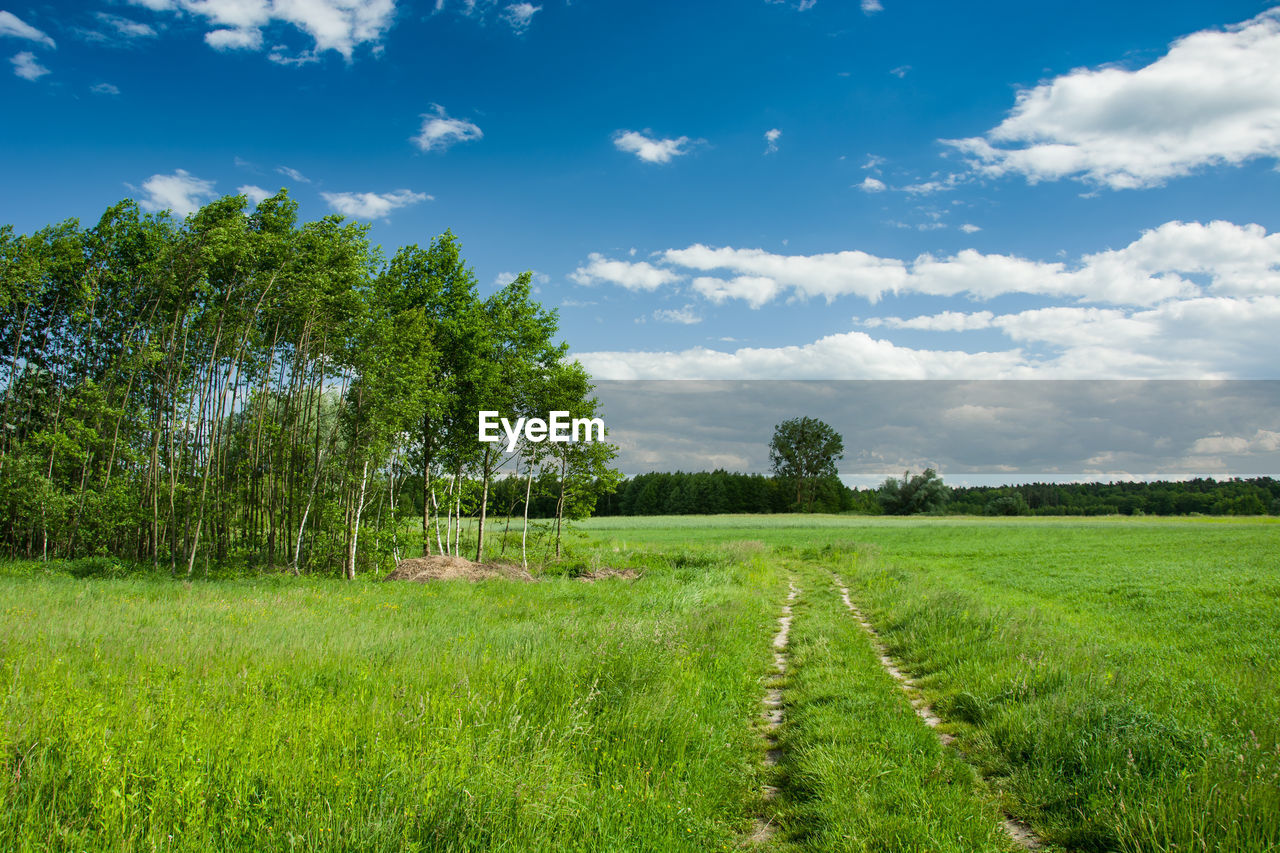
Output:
[
  {"xmin": 878, "ymin": 468, "xmax": 950, "ymax": 515},
  {"xmin": 769, "ymin": 417, "xmax": 845, "ymax": 512}
]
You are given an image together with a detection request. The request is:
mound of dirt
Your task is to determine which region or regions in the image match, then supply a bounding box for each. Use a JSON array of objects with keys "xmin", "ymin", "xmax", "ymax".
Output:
[
  {"xmin": 386, "ymin": 555, "xmax": 534, "ymax": 583},
  {"xmin": 576, "ymin": 568, "xmax": 640, "ymax": 583}
]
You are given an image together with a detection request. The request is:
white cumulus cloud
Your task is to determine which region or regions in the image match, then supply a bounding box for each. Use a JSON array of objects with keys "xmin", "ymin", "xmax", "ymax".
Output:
[
  {"xmin": 10, "ymin": 50, "xmax": 47, "ymax": 80},
  {"xmin": 137, "ymin": 169, "xmax": 218, "ymax": 217},
  {"xmin": 571, "ymin": 253, "xmax": 682, "ymax": 291},
  {"xmin": 946, "ymin": 8, "xmax": 1280, "ymax": 188},
  {"xmin": 126, "ymin": 0, "xmax": 397, "ymax": 60},
  {"xmin": 578, "ymin": 293, "xmax": 1280, "ymax": 379},
  {"xmin": 1190, "ymin": 429, "xmax": 1280, "ymax": 455},
  {"xmin": 206, "ymin": 26, "xmax": 262, "ymax": 50},
  {"xmin": 647, "ymin": 220, "xmax": 1280, "ymax": 307},
  {"xmin": 613, "ymin": 130, "xmax": 693, "ymax": 164},
  {"xmin": 321, "ymin": 189, "xmax": 429, "ymax": 219},
  {"xmin": 691, "ymin": 275, "xmax": 781, "ymax": 309},
  {"xmin": 858, "ymin": 176, "xmax": 886, "ymax": 192},
  {"xmin": 237, "ymin": 184, "xmax": 272, "ymax": 204},
  {"xmin": 412, "ymin": 104, "xmax": 483, "ymax": 152},
  {"xmin": 577, "ymin": 331, "xmax": 1028, "ymax": 380}
]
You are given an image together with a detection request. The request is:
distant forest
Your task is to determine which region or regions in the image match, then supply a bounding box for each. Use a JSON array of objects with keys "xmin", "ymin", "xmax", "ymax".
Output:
[{"xmin": 582, "ymin": 470, "xmax": 1280, "ymax": 517}]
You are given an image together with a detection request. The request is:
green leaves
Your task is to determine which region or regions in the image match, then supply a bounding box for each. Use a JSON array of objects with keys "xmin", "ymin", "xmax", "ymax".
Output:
[
  {"xmin": 769, "ymin": 416, "xmax": 845, "ymax": 512},
  {"xmin": 0, "ymin": 193, "xmax": 611, "ymax": 572},
  {"xmin": 878, "ymin": 468, "xmax": 950, "ymax": 515}
]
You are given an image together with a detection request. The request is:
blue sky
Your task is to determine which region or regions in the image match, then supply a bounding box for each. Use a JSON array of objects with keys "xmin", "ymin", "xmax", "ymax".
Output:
[{"xmin": 3, "ymin": 0, "xmax": 1279, "ymax": 382}]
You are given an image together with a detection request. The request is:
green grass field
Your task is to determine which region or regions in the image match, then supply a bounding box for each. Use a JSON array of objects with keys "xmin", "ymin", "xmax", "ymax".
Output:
[{"xmin": 2, "ymin": 516, "xmax": 1278, "ymax": 851}]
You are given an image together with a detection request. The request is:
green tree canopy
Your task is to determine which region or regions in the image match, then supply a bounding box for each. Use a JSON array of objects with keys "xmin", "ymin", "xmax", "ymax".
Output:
[
  {"xmin": 768, "ymin": 416, "xmax": 844, "ymax": 512},
  {"xmin": 878, "ymin": 468, "xmax": 950, "ymax": 515}
]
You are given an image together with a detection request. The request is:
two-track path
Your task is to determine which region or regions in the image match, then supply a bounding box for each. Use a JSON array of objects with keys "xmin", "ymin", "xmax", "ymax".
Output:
[{"xmin": 831, "ymin": 572, "xmax": 1043, "ymax": 851}]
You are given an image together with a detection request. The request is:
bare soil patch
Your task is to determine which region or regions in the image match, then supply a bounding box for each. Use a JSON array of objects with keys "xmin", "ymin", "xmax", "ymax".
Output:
[
  {"xmin": 385, "ymin": 555, "xmax": 534, "ymax": 583},
  {"xmin": 576, "ymin": 568, "xmax": 640, "ymax": 582}
]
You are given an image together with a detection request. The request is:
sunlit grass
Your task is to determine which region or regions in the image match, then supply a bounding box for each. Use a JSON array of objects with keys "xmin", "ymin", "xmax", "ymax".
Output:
[
  {"xmin": 580, "ymin": 515, "xmax": 1280, "ymax": 851},
  {"xmin": 4, "ymin": 515, "xmax": 1277, "ymax": 851},
  {"xmin": 0, "ymin": 550, "xmax": 780, "ymax": 851},
  {"xmin": 774, "ymin": 561, "xmax": 1014, "ymax": 852}
]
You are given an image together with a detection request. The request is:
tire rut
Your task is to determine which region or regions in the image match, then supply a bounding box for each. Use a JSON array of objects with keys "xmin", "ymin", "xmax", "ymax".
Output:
[
  {"xmin": 831, "ymin": 572, "xmax": 1044, "ymax": 852},
  {"xmin": 749, "ymin": 580, "xmax": 799, "ymax": 846}
]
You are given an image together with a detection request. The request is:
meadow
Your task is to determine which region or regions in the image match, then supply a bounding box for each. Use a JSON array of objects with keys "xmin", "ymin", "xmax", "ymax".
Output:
[{"xmin": 2, "ymin": 515, "xmax": 1277, "ymax": 851}]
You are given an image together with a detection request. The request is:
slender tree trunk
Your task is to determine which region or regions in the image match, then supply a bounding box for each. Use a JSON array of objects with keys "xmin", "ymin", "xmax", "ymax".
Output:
[
  {"xmin": 186, "ymin": 316, "xmax": 226, "ymax": 579},
  {"xmin": 443, "ymin": 475, "xmax": 454, "ymax": 556},
  {"xmin": 389, "ymin": 447, "xmax": 400, "ymax": 562},
  {"xmin": 430, "ymin": 483, "xmax": 445, "ymax": 555},
  {"xmin": 453, "ymin": 466, "xmax": 462, "ymax": 557},
  {"xmin": 346, "ymin": 458, "xmax": 369, "ymax": 580},
  {"xmin": 554, "ymin": 454, "xmax": 568, "ymax": 559},
  {"xmin": 291, "ymin": 369, "xmax": 348, "ymax": 575},
  {"xmin": 0, "ymin": 298, "xmax": 33, "ymax": 463},
  {"xmin": 475, "ymin": 444, "xmax": 493, "ymax": 562},
  {"xmin": 427, "ymin": 414, "xmax": 437, "ymax": 555},
  {"xmin": 521, "ymin": 464, "xmax": 533, "ymax": 571}
]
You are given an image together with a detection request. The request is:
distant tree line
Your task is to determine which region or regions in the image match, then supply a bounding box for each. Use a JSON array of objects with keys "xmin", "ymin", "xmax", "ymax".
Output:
[
  {"xmin": 948, "ymin": 477, "xmax": 1280, "ymax": 517},
  {"xmin": 0, "ymin": 192, "xmax": 617, "ymax": 575},
  {"xmin": 587, "ymin": 472, "xmax": 1280, "ymax": 517},
  {"xmin": 589, "ymin": 470, "xmax": 873, "ymax": 516}
]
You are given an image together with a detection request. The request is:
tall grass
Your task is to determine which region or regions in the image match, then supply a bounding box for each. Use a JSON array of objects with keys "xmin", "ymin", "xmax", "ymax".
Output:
[
  {"xmin": 0, "ymin": 547, "xmax": 781, "ymax": 851},
  {"xmin": 6, "ymin": 516, "xmax": 1277, "ymax": 851}
]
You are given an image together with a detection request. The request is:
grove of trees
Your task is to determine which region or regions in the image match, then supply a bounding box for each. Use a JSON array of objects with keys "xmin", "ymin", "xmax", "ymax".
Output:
[{"xmin": 0, "ymin": 191, "xmax": 616, "ymax": 575}]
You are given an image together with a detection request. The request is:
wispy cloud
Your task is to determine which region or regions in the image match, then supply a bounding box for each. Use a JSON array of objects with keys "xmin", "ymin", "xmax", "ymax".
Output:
[
  {"xmin": 502, "ymin": 2, "xmax": 540, "ymax": 32},
  {"xmin": 88, "ymin": 12, "xmax": 157, "ymax": 41},
  {"xmin": 764, "ymin": 128, "xmax": 782, "ymax": 154},
  {"xmin": 91, "ymin": 82, "xmax": 121, "ymax": 95},
  {"xmin": 900, "ymin": 172, "xmax": 966, "ymax": 194},
  {"xmin": 321, "ymin": 189, "xmax": 430, "ymax": 219},
  {"xmin": 275, "ymin": 165, "xmax": 311, "ymax": 183},
  {"xmin": 653, "ymin": 305, "xmax": 703, "ymax": 325},
  {"xmin": 412, "ymin": 104, "xmax": 483, "ymax": 152},
  {"xmin": 0, "ymin": 11, "xmax": 54, "ymax": 47}
]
